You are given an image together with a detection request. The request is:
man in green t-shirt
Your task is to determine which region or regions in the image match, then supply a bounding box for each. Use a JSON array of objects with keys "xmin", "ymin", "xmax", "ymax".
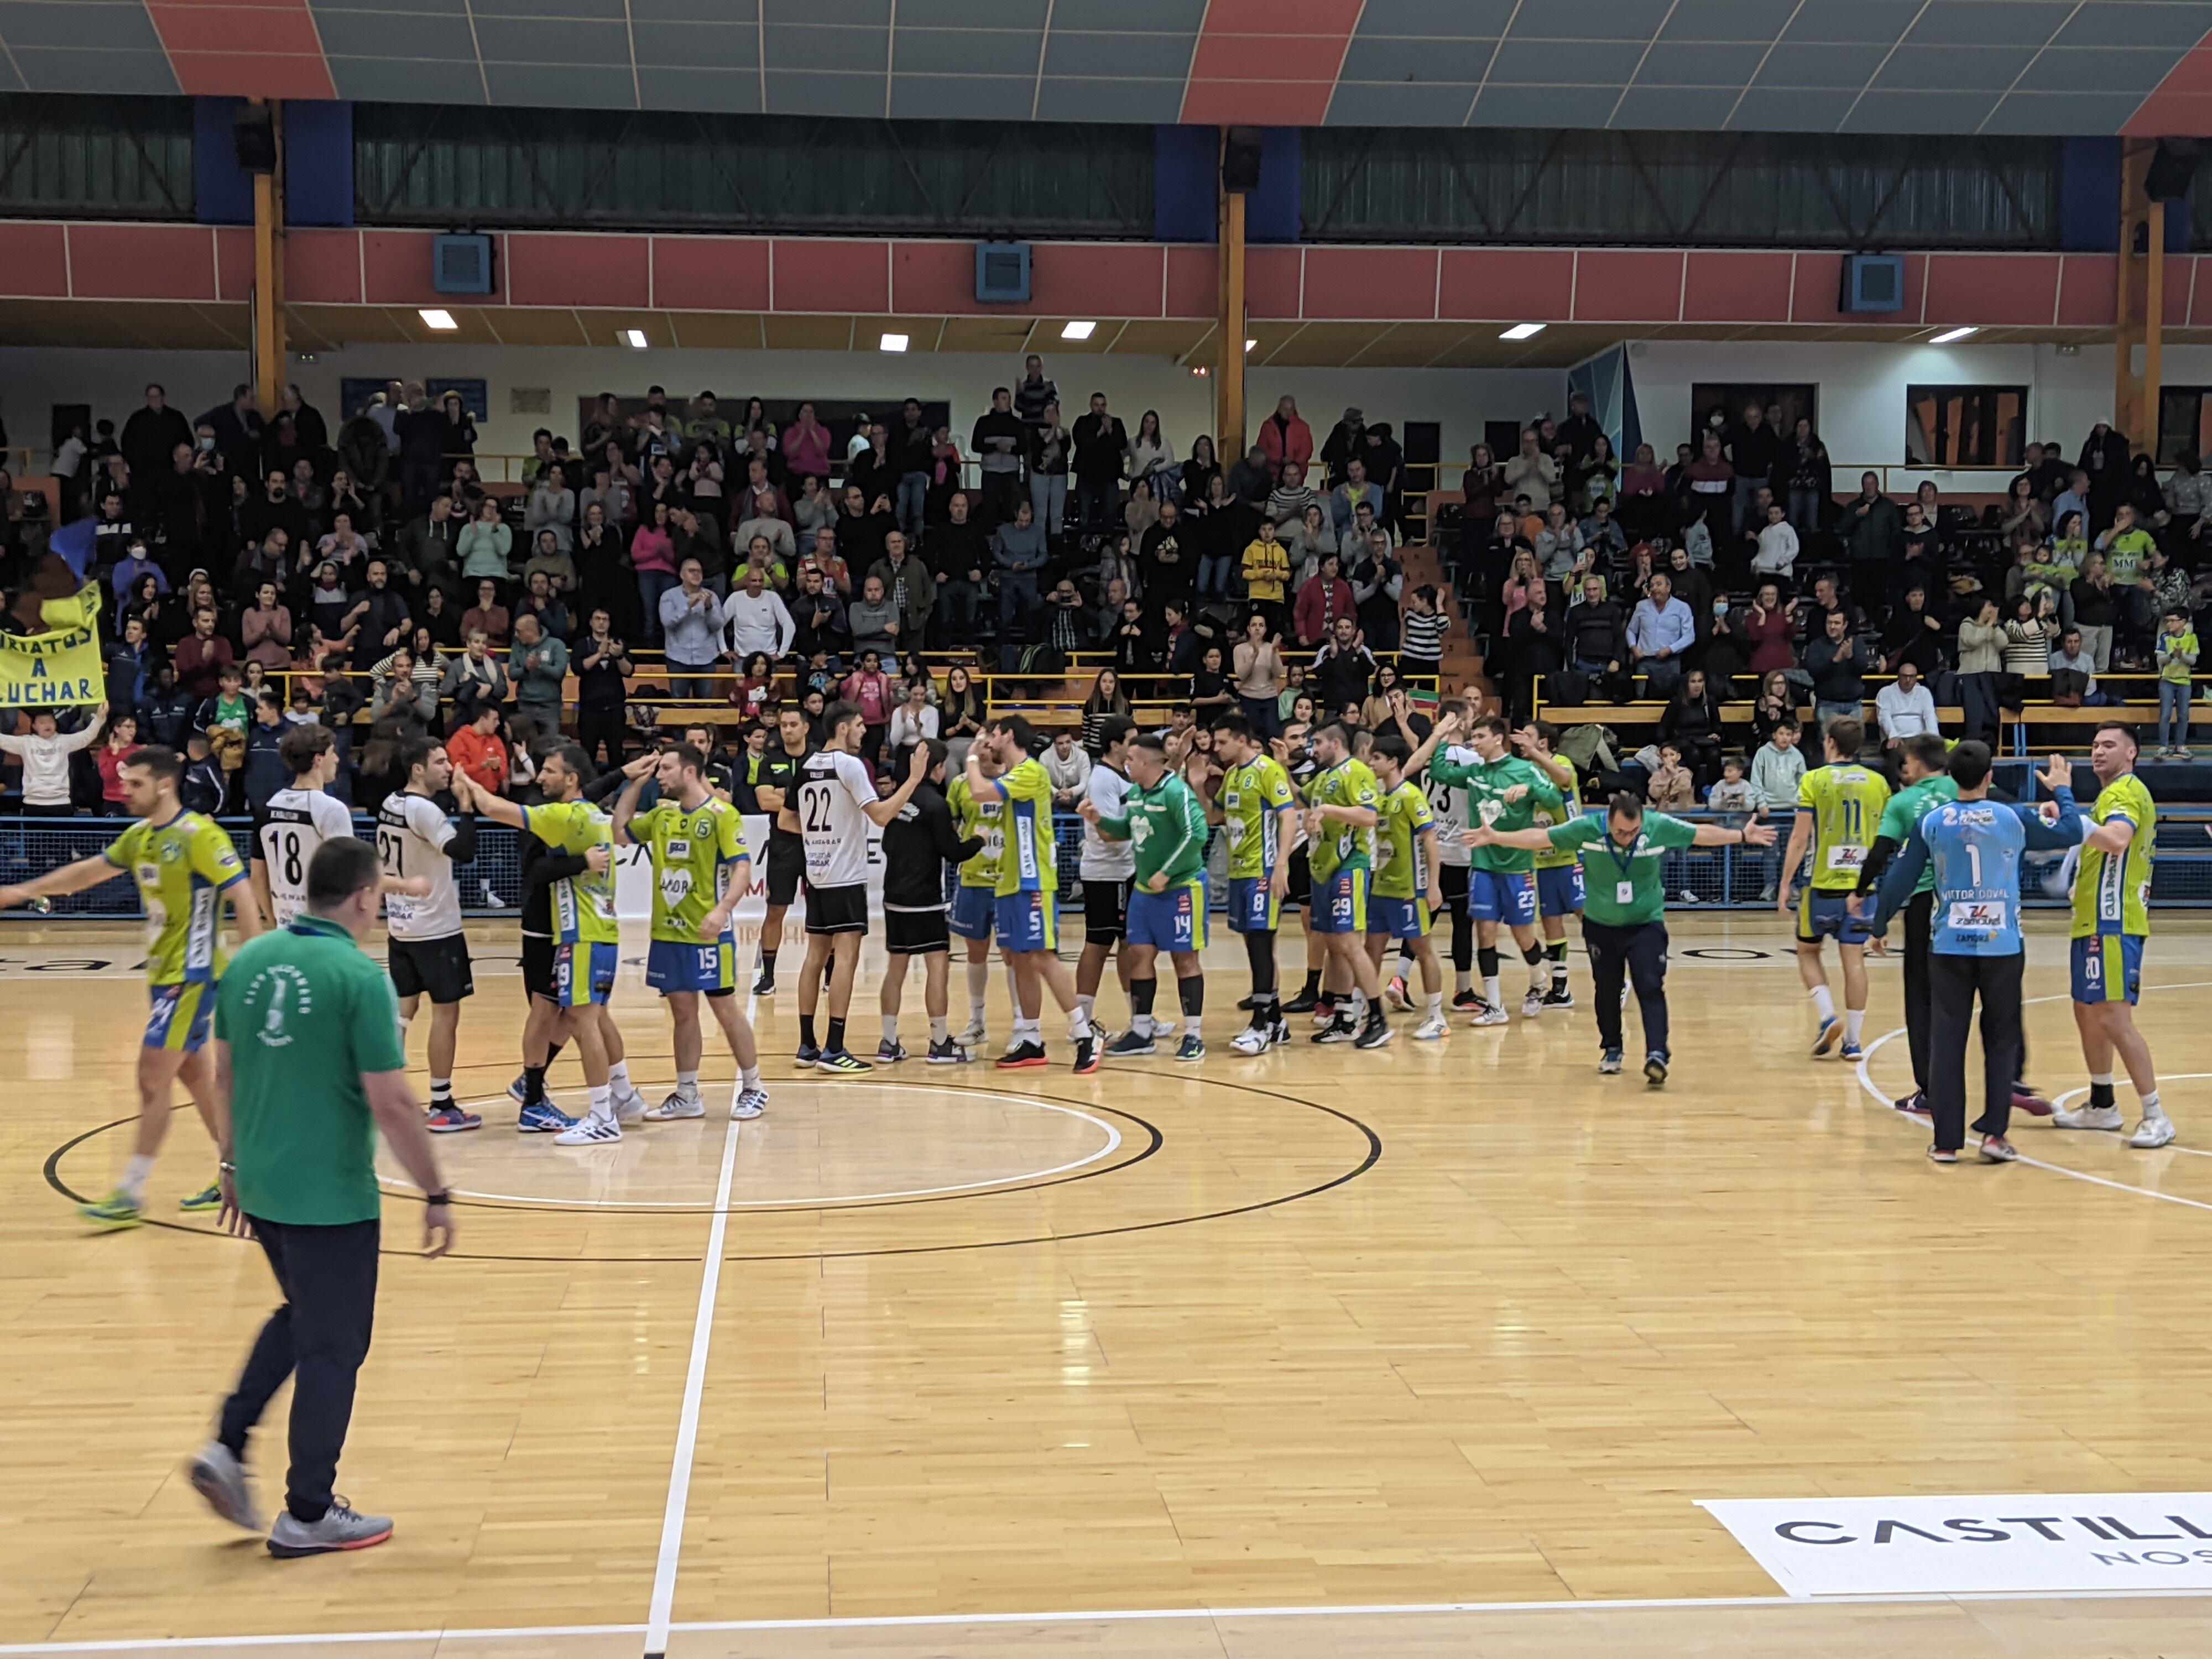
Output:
[
  {"xmin": 190, "ymin": 834, "xmax": 453, "ymax": 1560},
  {"xmin": 1413, "ymin": 711, "xmax": 1563, "ymax": 1025},
  {"xmin": 1470, "ymin": 791, "xmax": 1772, "ymax": 1085},
  {"xmin": 1084, "ymin": 733, "xmax": 1214, "ymax": 1062},
  {"xmin": 1851, "ymin": 733, "xmax": 1956, "ymax": 1117}
]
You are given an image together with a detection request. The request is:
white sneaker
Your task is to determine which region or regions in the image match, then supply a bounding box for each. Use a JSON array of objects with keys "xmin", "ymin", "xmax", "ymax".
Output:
[
  {"xmin": 1385, "ymin": 974, "xmax": 1410, "ymax": 1011},
  {"xmin": 1470, "ymin": 1005, "xmax": 1510, "ymax": 1027},
  {"xmin": 956, "ymin": 1016, "xmax": 988, "ymax": 1049},
  {"xmin": 613, "ymin": 1088, "xmax": 649, "ymax": 1124},
  {"xmin": 642, "ymin": 1091, "xmax": 705, "ymax": 1121},
  {"xmin": 731, "ymin": 1087, "xmax": 768, "ymax": 1120},
  {"xmin": 2053, "ymin": 1104, "xmax": 2124, "ymax": 1131},
  {"xmin": 1230, "ymin": 1027, "xmax": 1271, "ymax": 1056},
  {"xmin": 1521, "ymin": 989, "xmax": 1544, "ymax": 1018},
  {"xmin": 480, "ymin": 882, "xmax": 507, "ymax": 909},
  {"xmin": 554, "ymin": 1111, "xmax": 622, "ymax": 1146},
  {"xmin": 1414, "ymin": 1013, "xmax": 1448, "ymax": 1040},
  {"xmin": 2128, "ymin": 1112, "xmax": 2177, "ymax": 1149}
]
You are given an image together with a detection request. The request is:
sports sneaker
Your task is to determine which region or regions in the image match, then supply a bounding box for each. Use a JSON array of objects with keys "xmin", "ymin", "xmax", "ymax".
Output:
[
  {"xmin": 1385, "ymin": 974, "xmax": 1410, "ymax": 1011},
  {"xmin": 553, "ymin": 1112, "xmax": 622, "ymax": 1146},
  {"xmin": 1598, "ymin": 1048, "xmax": 1623, "ymax": 1075},
  {"xmin": 876, "ymin": 1039, "xmax": 909, "ymax": 1065},
  {"xmin": 997, "ymin": 1041, "xmax": 1048, "ymax": 1070},
  {"xmin": 1927, "ymin": 1145, "xmax": 1959, "ymax": 1165},
  {"xmin": 816, "ymin": 1048, "xmax": 873, "ymax": 1076},
  {"xmin": 1839, "ymin": 1040, "xmax": 1864, "ymax": 1063},
  {"xmin": 507, "ymin": 1073, "xmax": 530, "ymax": 1104},
  {"xmin": 956, "ymin": 1016, "xmax": 989, "ymax": 1049},
  {"xmin": 1451, "ymin": 989, "xmax": 1482, "ymax": 1011},
  {"xmin": 643, "ymin": 1091, "xmax": 705, "ymax": 1122},
  {"xmin": 2011, "ymin": 1084, "xmax": 2054, "ymax": 1118},
  {"xmin": 518, "ymin": 1101, "xmax": 576, "ymax": 1133},
  {"xmin": 1521, "ymin": 989, "xmax": 1545, "ymax": 1018},
  {"xmin": 1352, "ymin": 1020, "xmax": 1395, "ymax": 1050},
  {"xmin": 424, "ymin": 1104, "xmax": 482, "ymax": 1135},
  {"xmin": 1469, "ymin": 1005, "xmax": 1509, "ymax": 1027},
  {"xmin": 1413, "ymin": 1013, "xmax": 1448, "ymax": 1040},
  {"xmin": 752, "ymin": 972, "xmax": 776, "ymax": 997},
  {"xmin": 926, "ymin": 1037, "xmax": 971, "ymax": 1065},
  {"xmin": 1893, "ymin": 1092, "xmax": 1932, "ymax": 1120},
  {"xmin": 1231, "ymin": 1026, "xmax": 1271, "ymax": 1056},
  {"xmin": 1644, "ymin": 1052, "xmax": 1668, "ymax": 1087},
  {"xmin": 731, "ymin": 1087, "xmax": 768, "ymax": 1120},
  {"xmin": 1105, "ymin": 1029, "xmax": 1156, "ymax": 1057},
  {"xmin": 1979, "ymin": 1135, "xmax": 2019, "ymax": 1164},
  {"xmin": 1542, "ymin": 983, "xmax": 1574, "ymax": 1009},
  {"xmin": 1235, "ymin": 993, "xmax": 1256, "ymax": 1011},
  {"xmin": 178, "ymin": 1180, "xmax": 223, "ymax": 1211},
  {"xmin": 1280, "ymin": 988, "xmax": 1320, "ymax": 1015},
  {"xmin": 2128, "ymin": 1112, "xmax": 2178, "ymax": 1149},
  {"xmin": 186, "ymin": 1442, "xmax": 262, "ymax": 1532},
  {"xmin": 1311, "ymin": 1000, "xmax": 1339, "ymax": 1026},
  {"xmin": 1175, "ymin": 1033, "xmax": 1206, "ymax": 1062},
  {"xmin": 1270, "ymin": 1020, "xmax": 1293, "ymax": 1047},
  {"xmin": 2054, "ymin": 1103, "xmax": 2123, "ymax": 1131},
  {"xmin": 613, "ymin": 1089, "xmax": 649, "ymax": 1125},
  {"xmin": 1313, "ymin": 1018, "xmax": 1357, "ymax": 1044},
  {"xmin": 794, "ymin": 1041, "xmax": 822, "ymax": 1069},
  {"xmin": 266, "ymin": 1499, "xmax": 393, "ymax": 1558},
  {"xmin": 1811, "ymin": 1018, "xmax": 1841, "ymax": 1057}
]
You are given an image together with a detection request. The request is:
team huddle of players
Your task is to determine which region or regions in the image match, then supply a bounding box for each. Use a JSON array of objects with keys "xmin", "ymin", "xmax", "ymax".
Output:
[{"xmin": 0, "ymin": 688, "xmax": 2172, "ymax": 1224}]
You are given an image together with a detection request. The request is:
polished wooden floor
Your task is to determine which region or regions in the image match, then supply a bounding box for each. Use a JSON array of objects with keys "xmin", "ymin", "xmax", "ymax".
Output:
[{"xmin": 6, "ymin": 912, "xmax": 2212, "ymax": 1658}]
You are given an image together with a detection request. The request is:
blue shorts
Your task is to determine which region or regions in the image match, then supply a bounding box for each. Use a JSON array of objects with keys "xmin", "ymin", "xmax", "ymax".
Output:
[
  {"xmin": 1468, "ymin": 868, "xmax": 1537, "ymax": 928},
  {"xmin": 995, "ymin": 890, "xmax": 1058, "ymax": 954},
  {"xmin": 2071, "ymin": 933, "xmax": 2144, "ymax": 1006},
  {"xmin": 1368, "ymin": 895, "xmax": 1432, "ymax": 941},
  {"xmin": 948, "ymin": 884, "xmax": 997, "ymax": 942},
  {"xmin": 144, "ymin": 981, "xmax": 213, "ymax": 1053},
  {"xmin": 1536, "ymin": 863, "xmax": 1585, "ymax": 919},
  {"xmin": 646, "ymin": 938, "xmax": 736, "ymax": 996},
  {"xmin": 1310, "ymin": 868, "xmax": 1368, "ymax": 935},
  {"xmin": 555, "ymin": 941, "xmax": 619, "ymax": 1008},
  {"xmin": 1797, "ymin": 888, "xmax": 1872, "ymax": 947},
  {"xmin": 1227, "ymin": 874, "xmax": 1280, "ymax": 935},
  {"xmin": 1128, "ymin": 879, "xmax": 1208, "ymax": 953}
]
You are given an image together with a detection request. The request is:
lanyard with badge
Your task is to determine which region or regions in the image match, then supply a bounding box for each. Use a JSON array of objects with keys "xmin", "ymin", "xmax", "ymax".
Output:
[{"xmin": 1593, "ymin": 830, "xmax": 1639, "ymax": 909}]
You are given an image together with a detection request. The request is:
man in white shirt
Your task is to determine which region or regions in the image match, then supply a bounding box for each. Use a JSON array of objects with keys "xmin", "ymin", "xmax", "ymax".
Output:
[
  {"xmin": 1, "ymin": 702, "xmax": 105, "ymax": 815},
  {"xmin": 1874, "ymin": 661, "xmax": 1939, "ymax": 745},
  {"xmin": 722, "ymin": 566, "xmax": 795, "ymax": 661}
]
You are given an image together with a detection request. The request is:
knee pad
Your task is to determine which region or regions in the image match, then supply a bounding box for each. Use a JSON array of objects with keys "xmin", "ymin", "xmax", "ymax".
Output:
[
  {"xmin": 1477, "ymin": 947, "xmax": 1500, "ymax": 978},
  {"xmin": 1522, "ymin": 942, "xmax": 1547, "ymax": 967}
]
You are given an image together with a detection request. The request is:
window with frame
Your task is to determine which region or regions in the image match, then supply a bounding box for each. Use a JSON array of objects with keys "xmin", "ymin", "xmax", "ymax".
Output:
[
  {"xmin": 1906, "ymin": 385, "xmax": 2025, "ymax": 467},
  {"xmin": 2156, "ymin": 387, "xmax": 2212, "ymax": 464}
]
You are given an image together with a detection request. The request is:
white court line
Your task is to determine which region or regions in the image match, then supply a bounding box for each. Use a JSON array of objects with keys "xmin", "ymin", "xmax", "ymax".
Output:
[
  {"xmin": 1853, "ymin": 979, "xmax": 2212, "ymax": 1213},
  {"xmin": 19, "ymin": 1588, "xmax": 2212, "ymax": 1652}
]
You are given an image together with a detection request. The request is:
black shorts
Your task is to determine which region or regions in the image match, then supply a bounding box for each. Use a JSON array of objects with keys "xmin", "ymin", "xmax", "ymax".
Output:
[
  {"xmin": 1287, "ymin": 847, "xmax": 1311, "ymax": 907},
  {"xmin": 521, "ymin": 934, "xmax": 557, "ymax": 1001},
  {"xmin": 804, "ymin": 883, "xmax": 870, "ymax": 936},
  {"xmin": 884, "ymin": 906, "xmax": 951, "ymax": 956},
  {"xmin": 388, "ymin": 933, "xmax": 474, "ymax": 1004},
  {"xmin": 1083, "ymin": 875, "xmax": 1133, "ymax": 943},
  {"xmin": 765, "ymin": 838, "xmax": 804, "ymax": 908}
]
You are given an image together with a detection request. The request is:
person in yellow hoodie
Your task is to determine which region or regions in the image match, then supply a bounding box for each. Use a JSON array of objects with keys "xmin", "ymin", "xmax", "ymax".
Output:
[{"xmin": 1241, "ymin": 517, "xmax": 1291, "ymax": 638}]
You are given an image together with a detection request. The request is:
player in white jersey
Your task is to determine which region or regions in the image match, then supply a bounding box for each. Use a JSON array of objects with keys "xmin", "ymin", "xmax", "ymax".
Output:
[
  {"xmin": 252, "ymin": 725, "xmax": 357, "ymax": 928},
  {"xmin": 1074, "ymin": 714, "xmax": 1138, "ymax": 1040},
  {"xmin": 376, "ymin": 736, "xmax": 480, "ymax": 1131},
  {"xmin": 778, "ymin": 701, "xmax": 926, "ymax": 1074},
  {"xmin": 1395, "ymin": 697, "xmax": 1478, "ymax": 1010}
]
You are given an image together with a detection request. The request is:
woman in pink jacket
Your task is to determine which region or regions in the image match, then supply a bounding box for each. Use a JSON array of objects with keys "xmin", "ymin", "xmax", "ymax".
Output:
[
  {"xmin": 782, "ymin": 401, "xmax": 834, "ymax": 483},
  {"xmin": 630, "ymin": 498, "xmax": 679, "ymax": 643}
]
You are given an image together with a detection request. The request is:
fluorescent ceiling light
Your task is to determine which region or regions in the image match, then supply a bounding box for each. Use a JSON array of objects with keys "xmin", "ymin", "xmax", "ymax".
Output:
[
  {"xmin": 1499, "ymin": 322, "xmax": 1546, "ymax": 341},
  {"xmin": 880, "ymin": 332, "xmax": 909, "ymax": 352},
  {"xmin": 1061, "ymin": 320, "xmax": 1096, "ymax": 340},
  {"xmin": 419, "ymin": 308, "xmax": 457, "ymax": 331},
  {"xmin": 1929, "ymin": 326, "xmax": 1978, "ymax": 345},
  {"xmin": 622, "ymin": 328, "xmax": 649, "ymax": 349}
]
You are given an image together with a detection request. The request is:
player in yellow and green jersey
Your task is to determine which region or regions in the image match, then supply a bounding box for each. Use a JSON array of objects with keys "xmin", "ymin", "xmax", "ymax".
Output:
[
  {"xmin": 1206, "ymin": 711, "xmax": 1298, "ymax": 1054},
  {"xmin": 1778, "ymin": 715, "xmax": 1890, "ymax": 1061},
  {"xmin": 615, "ymin": 742, "xmax": 767, "ymax": 1125},
  {"xmin": 1301, "ymin": 720, "xmax": 1391, "ymax": 1047},
  {"xmin": 946, "ymin": 753, "xmax": 1006, "ymax": 1047},
  {"xmin": 964, "ymin": 716, "xmax": 1097, "ymax": 1073},
  {"xmin": 1367, "ymin": 733, "xmax": 1448, "ymax": 1040},
  {"xmin": 458, "ymin": 743, "xmax": 646, "ymax": 1145},
  {"xmin": 0, "ymin": 743, "xmax": 265, "ymax": 1228},
  {"xmin": 2056, "ymin": 722, "xmax": 2171, "ymax": 1146}
]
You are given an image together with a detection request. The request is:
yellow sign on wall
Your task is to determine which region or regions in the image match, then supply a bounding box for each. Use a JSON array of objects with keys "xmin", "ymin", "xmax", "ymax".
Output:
[{"xmin": 0, "ymin": 586, "xmax": 105, "ymax": 709}]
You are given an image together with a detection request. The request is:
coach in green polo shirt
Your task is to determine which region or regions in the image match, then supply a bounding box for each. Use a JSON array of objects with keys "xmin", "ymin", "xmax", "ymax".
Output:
[
  {"xmin": 184, "ymin": 836, "xmax": 456, "ymax": 1561},
  {"xmin": 1469, "ymin": 793, "xmax": 1773, "ymax": 1087}
]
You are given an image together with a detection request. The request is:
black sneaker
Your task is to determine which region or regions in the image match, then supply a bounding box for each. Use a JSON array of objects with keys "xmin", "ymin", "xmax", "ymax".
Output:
[
  {"xmin": 995, "ymin": 1041, "xmax": 1048, "ymax": 1070},
  {"xmin": 1644, "ymin": 1052, "xmax": 1668, "ymax": 1087},
  {"xmin": 1451, "ymin": 989, "xmax": 1482, "ymax": 1011},
  {"xmin": 1280, "ymin": 988, "xmax": 1320, "ymax": 1015},
  {"xmin": 794, "ymin": 1041, "xmax": 821, "ymax": 1068},
  {"xmin": 816, "ymin": 1048, "xmax": 874, "ymax": 1076},
  {"xmin": 1235, "ymin": 994, "xmax": 1256, "ymax": 1011},
  {"xmin": 753, "ymin": 973, "xmax": 776, "ymax": 996},
  {"xmin": 1072, "ymin": 1033, "xmax": 1100, "ymax": 1074},
  {"xmin": 1541, "ymin": 983, "xmax": 1574, "ymax": 1008},
  {"xmin": 1105, "ymin": 1028, "xmax": 1156, "ymax": 1057},
  {"xmin": 926, "ymin": 1036, "xmax": 971, "ymax": 1065},
  {"xmin": 1311, "ymin": 1016, "xmax": 1356, "ymax": 1044},
  {"xmin": 1175, "ymin": 1033, "xmax": 1206, "ymax": 1062},
  {"xmin": 1353, "ymin": 1020, "xmax": 1395, "ymax": 1050}
]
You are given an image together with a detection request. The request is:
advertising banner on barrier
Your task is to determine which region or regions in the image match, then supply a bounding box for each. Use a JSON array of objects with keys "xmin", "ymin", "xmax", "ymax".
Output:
[
  {"xmin": 1700, "ymin": 1492, "xmax": 2212, "ymax": 1597},
  {"xmin": 611, "ymin": 813, "xmax": 885, "ymax": 922},
  {"xmin": 0, "ymin": 585, "xmax": 105, "ymax": 709}
]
